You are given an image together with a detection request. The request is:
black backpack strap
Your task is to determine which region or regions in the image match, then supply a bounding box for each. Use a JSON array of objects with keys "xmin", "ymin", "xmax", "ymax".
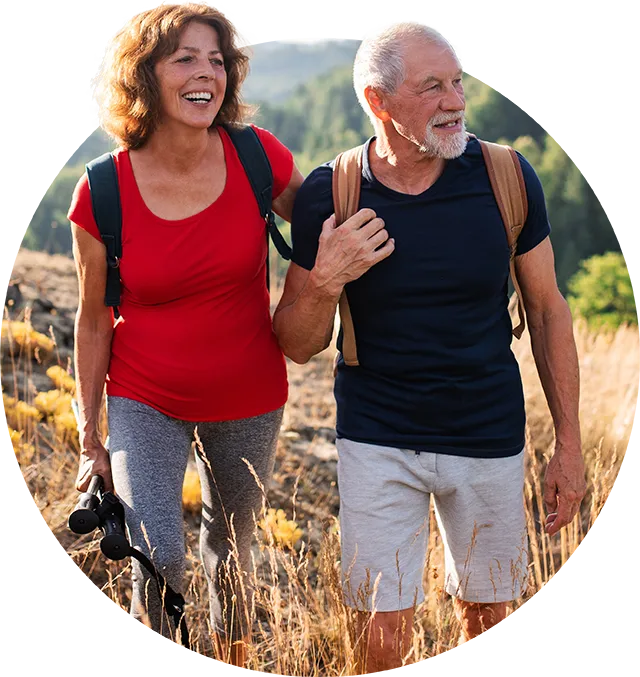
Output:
[
  {"xmin": 223, "ymin": 124, "xmax": 292, "ymax": 261},
  {"xmin": 85, "ymin": 152, "xmax": 122, "ymax": 317}
]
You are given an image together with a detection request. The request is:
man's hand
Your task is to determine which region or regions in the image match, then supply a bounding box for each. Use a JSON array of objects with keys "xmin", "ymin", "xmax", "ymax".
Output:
[
  {"xmin": 310, "ymin": 208, "xmax": 395, "ymax": 298},
  {"xmin": 543, "ymin": 440, "xmax": 586, "ymax": 535}
]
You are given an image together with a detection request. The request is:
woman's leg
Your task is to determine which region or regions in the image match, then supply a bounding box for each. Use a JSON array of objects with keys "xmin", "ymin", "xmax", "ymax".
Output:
[
  {"xmin": 107, "ymin": 396, "xmax": 193, "ymax": 639},
  {"xmin": 195, "ymin": 407, "xmax": 283, "ymax": 663}
]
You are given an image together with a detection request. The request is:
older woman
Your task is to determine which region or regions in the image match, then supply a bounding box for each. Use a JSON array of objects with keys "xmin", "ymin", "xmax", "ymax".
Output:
[{"xmin": 67, "ymin": 3, "xmax": 303, "ymax": 664}]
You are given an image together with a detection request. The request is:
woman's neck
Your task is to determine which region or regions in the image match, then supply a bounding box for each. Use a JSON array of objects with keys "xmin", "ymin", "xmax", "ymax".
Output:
[{"xmin": 134, "ymin": 122, "xmax": 216, "ymax": 174}]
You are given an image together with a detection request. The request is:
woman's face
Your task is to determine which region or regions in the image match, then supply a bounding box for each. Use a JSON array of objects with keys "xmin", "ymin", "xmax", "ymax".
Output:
[{"xmin": 154, "ymin": 21, "xmax": 228, "ymax": 131}]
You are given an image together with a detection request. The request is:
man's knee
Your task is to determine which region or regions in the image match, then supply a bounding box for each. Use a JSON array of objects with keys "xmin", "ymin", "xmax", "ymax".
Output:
[{"xmin": 454, "ymin": 599, "xmax": 509, "ymax": 640}]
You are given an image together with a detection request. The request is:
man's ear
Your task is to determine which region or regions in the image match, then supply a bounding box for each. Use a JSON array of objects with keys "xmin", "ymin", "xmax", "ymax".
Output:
[{"xmin": 364, "ymin": 86, "xmax": 391, "ymax": 122}]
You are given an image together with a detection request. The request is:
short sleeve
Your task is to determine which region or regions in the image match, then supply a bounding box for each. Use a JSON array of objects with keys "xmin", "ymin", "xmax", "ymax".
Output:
[
  {"xmin": 515, "ymin": 152, "xmax": 551, "ymax": 256},
  {"xmin": 252, "ymin": 125, "xmax": 294, "ymax": 199},
  {"xmin": 290, "ymin": 166, "xmax": 334, "ymax": 271},
  {"xmin": 67, "ymin": 172, "xmax": 103, "ymax": 242}
]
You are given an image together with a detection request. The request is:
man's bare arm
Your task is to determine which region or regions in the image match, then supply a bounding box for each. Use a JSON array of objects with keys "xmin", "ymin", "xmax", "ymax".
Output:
[
  {"xmin": 273, "ymin": 209, "xmax": 394, "ymax": 364},
  {"xmin": 515, "ymin": 236, "xmax": 586, "ymax": 535},
  {"xmin": 516, "ymin": 237, "xmax": 580, "ymax": 442},
  {"xmin": 273, "ymin": 263, "xmax": 339, "ymax": 364}
]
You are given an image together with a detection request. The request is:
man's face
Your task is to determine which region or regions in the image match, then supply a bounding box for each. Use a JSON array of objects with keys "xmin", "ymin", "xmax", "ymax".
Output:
[{"xmin": 384, "ymin": 39, "xmax": 467, "ymax": 159}]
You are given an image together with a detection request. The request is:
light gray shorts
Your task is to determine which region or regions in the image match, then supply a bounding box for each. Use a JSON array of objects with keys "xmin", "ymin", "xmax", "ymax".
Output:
[{"xmin": 337, "ymin": 439, "xmax": 528, "ymax": 612}]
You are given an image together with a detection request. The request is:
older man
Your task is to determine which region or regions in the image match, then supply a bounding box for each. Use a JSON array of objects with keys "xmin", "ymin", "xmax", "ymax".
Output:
[{"xmin": 273, "ymin": 23, "xmax": 586, "ymax": 672}]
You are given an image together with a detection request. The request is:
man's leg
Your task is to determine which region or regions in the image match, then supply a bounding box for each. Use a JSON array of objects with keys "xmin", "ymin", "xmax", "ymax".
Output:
[
  {"xmin": 431, "ymin": 449, "xmax": 528, "ymax": 643},
  {"xmin": 453, "ymin": 599, "xmax": 508, "ymax": 642},
  {"xmin": 336, "ymin": 439, "xmax": 431, "ymax": 672},
  {"xmin": 356, "ymin": 608, "xmax": 415, "ymax": 673},
  {"xmin": 453, "ymin": 597, "xmax": 510, "ymax": 677}
]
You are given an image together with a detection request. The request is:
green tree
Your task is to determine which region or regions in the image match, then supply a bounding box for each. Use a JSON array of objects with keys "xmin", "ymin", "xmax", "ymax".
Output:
[
  {"xmin": 567, "ymin": 252, "xmax": 636, "ymax": 330},
  {"xmin": 23, "ymin": 164, "xmax": 85, "ymax": 255}
]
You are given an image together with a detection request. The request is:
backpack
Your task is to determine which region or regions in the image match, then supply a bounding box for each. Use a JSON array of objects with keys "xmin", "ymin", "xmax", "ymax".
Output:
[
  {"xmin": 85, "ymin": 124, "xmax": 292, "ymax": 317},
  {"xmin": 332, "ymin": 136, "xmax": 528, "ymax": 367}
]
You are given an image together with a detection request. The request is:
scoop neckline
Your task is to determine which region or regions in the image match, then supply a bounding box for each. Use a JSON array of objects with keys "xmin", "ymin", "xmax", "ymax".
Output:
[{"xmin": 121, "ymin": 127, "xmax": 231, "ymax": 224}]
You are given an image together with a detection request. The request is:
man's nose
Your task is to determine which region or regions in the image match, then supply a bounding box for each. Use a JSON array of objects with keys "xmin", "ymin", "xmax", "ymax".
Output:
[{"xmin": 441, "ymin": 85, "xmax": 465, "ymax": 111}]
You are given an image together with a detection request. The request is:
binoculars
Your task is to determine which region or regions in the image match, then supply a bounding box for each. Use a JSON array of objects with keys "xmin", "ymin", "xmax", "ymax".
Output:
[
  {"xmin": 68, "ymin": 475, "xmax": 130, "ymax": 561},
  {"xmin": 67, "ymin": 473, "xmax": 191, "ymax": 648}
]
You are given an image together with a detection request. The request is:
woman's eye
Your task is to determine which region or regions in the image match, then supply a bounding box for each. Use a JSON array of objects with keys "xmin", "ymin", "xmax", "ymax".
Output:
[
  {"xmin": 210, "ymin": 58, "xmax": 224, "ymax": 68},
  {"xmin": 176, "ymin": 56, "xmax": 192, "ymax": 63}
]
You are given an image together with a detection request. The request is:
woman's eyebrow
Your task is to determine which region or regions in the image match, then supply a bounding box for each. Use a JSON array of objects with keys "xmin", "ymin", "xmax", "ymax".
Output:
[{"xmin": 178, "ymin": 46, "xmax": 223, "ymax": 56}]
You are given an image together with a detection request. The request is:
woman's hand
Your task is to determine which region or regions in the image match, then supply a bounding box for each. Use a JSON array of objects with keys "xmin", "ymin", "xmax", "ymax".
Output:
[
  {"xmin": 76, "ymin": 440, "xmax": 114, "ymax": 493},
  {"xmin": 310, "ymin": 209, "xmax": 395, "ymax": 298}
]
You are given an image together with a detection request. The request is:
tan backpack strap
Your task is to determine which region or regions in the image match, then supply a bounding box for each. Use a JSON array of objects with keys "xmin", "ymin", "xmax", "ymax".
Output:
[
  {"xmin": 332, "ymin": 146, "xmax": 364, "ymax": 366},
  {"xmin": 479, "ymin": 140, "xmax": 528, "ymax": 339}
]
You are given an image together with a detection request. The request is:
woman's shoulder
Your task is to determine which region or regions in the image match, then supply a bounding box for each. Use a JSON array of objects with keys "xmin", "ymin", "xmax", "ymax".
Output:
[{"xmin": 67, "ymin": 147, "xmax": 127, "ymax": 242}]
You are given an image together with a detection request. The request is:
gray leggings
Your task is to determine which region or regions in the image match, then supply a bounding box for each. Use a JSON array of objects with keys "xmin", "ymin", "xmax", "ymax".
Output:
[{"xmin": 107, "ymin": 396, "xmax": 283, "ymax": 640}]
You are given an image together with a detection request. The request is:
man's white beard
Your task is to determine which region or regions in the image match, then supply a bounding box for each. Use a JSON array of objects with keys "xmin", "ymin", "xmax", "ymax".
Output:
[{"xmin": 420, "ymin": 115, "xmax": 468, "ymax": 159}]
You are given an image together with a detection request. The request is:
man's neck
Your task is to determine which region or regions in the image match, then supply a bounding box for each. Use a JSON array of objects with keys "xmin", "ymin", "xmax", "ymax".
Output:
[
  {"xmin": 369, "ymin": 132, "xmax": 447, "ymax": 196},
  {"xmin": 134, "ymin": 122, "xmax": 216, "ymax": 175}
]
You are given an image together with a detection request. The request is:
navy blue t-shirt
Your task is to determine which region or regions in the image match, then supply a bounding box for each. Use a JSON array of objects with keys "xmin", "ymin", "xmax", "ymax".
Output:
[{"xmin": 291, "ymin": 137, "xmax": 551, "ymax": 458}]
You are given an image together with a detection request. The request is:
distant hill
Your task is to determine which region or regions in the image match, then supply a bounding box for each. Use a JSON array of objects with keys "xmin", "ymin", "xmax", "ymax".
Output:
[{"xmin": 242, "ymin": 40, "xmax": 359, "ymax": 103}]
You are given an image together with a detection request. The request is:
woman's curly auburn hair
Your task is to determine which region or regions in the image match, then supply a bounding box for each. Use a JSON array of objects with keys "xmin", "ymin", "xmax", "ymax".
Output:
[{"xmin": 95, "ymin": 3, "xmax": 252, "ymax": 149}]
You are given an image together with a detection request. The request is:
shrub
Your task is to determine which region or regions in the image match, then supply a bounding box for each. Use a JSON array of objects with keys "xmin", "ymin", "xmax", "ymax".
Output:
[{"xmin": 567, "ymin": 252, "xmax": 636, "ymax": 330}]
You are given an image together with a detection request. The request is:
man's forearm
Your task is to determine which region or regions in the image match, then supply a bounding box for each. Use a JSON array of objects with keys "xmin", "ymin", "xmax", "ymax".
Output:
[
  {"xmin": 273, "ymin": 269, "xmax": 342, "ymax": 364},
  {"xmin": 527, "ymin": 295, "xmax": 581, "ymax": 449}
]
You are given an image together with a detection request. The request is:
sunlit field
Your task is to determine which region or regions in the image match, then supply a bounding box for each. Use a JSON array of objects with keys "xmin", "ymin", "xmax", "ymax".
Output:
[{"xmin": 2, "ymin": 250, "xmax": 637, "ymax": 674}]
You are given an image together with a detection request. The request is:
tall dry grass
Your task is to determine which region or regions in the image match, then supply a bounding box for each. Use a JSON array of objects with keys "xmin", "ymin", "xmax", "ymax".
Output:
[{"xmin": 2, "ymin": 306, "xmax": 637, "ymax": 674}]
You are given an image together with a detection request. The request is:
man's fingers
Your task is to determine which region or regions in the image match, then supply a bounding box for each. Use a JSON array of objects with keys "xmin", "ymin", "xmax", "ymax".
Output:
[
  {"xmin": 546, "ymin": 496, "xmax": 572, "ymax": 535},
  {"xmin": 359, "ymin": 216, "xmax": 387, "ymax": 239},
  {"xmin": 366, "ymin": 228, "xmax": 391, "ymax": 250},
  {"xmin": 341, "ymin": 208, "xmax": 378, "ymax": 230},
  {"xmin": 543, "ymin": 477, "xmax": 557, "ymax": 514},
  {"xmin": 321, "ymin": 213, "xmax": 337, "ymax": 232},
  {"xmin": 370, "ymin": 238, "xmax": 395, "ymax": 263}
]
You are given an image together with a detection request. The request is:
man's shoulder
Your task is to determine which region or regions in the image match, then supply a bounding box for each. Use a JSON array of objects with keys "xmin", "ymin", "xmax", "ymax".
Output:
[{"xmin": 295, "ymin": 163, "xmax": 334, "ymax": 209}]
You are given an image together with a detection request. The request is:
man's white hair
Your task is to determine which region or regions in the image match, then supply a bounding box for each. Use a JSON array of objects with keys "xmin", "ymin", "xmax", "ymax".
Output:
[{"xmin": 353, "ymin": 23, "xmax": 455, "ymax": 126}]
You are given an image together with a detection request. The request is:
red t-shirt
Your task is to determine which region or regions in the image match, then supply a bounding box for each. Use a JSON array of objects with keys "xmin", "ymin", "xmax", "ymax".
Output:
[{"xmin": 68, "ymin": 125, "xmax": 293, "ymax": 422}]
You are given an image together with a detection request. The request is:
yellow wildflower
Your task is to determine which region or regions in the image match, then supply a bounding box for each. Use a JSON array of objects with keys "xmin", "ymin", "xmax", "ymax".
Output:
[
  {"xmin": 53, "ymin": 410, "xmax": 79, "ymax": 441},
  {"xmin": 8, "ymin": 427, "xmax": 22, "ymax": 452},
  {"xmin": 13, "ymin": 400, "xmax": 42, "ymax": 426},
  {"xmin": 1, "ymin": 321, "xmax": 54, "ymax": 353},
  {"xmin": 46, "ymin": 366, "xmax": 76, "ymax": 394},
  {"xmin": 182, "ymin": 468, "xmax": 202, "ymax": 513},
  {"xmin": 259, "ymin": 508, "xmax": 303, "ymax": 549},
  {"xmin": 34, "ymin": 389, "xmax": 73, "ymax": 417}
]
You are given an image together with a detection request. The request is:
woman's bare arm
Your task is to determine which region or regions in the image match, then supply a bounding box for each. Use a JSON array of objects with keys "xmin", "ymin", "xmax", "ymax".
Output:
[
  {"xmin": 272, "ymin": 165, "xmax": 305, "ymax": 223},
  {"xmin": 71, "ymin": 223, "xmax": 115, "ymax": 491}
]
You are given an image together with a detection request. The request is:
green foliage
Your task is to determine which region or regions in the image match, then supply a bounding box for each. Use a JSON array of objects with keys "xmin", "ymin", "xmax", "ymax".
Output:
[
  {"xmin": 255, "ymin": 65, "xmax": 372, "ymax": 170},
  {"xmin": 567, "ymin": 252, "xmax": 636, "ymax": 330},
  {"xmin": 23, "ymin": 164, "xmax": 85, "ymax": 255}
]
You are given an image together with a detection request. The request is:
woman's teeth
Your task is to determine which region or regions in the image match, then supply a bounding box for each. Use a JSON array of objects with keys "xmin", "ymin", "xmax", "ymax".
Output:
[{"xmin": 182, "ymin": 92, "xmax": 212, "ymax": 104}]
